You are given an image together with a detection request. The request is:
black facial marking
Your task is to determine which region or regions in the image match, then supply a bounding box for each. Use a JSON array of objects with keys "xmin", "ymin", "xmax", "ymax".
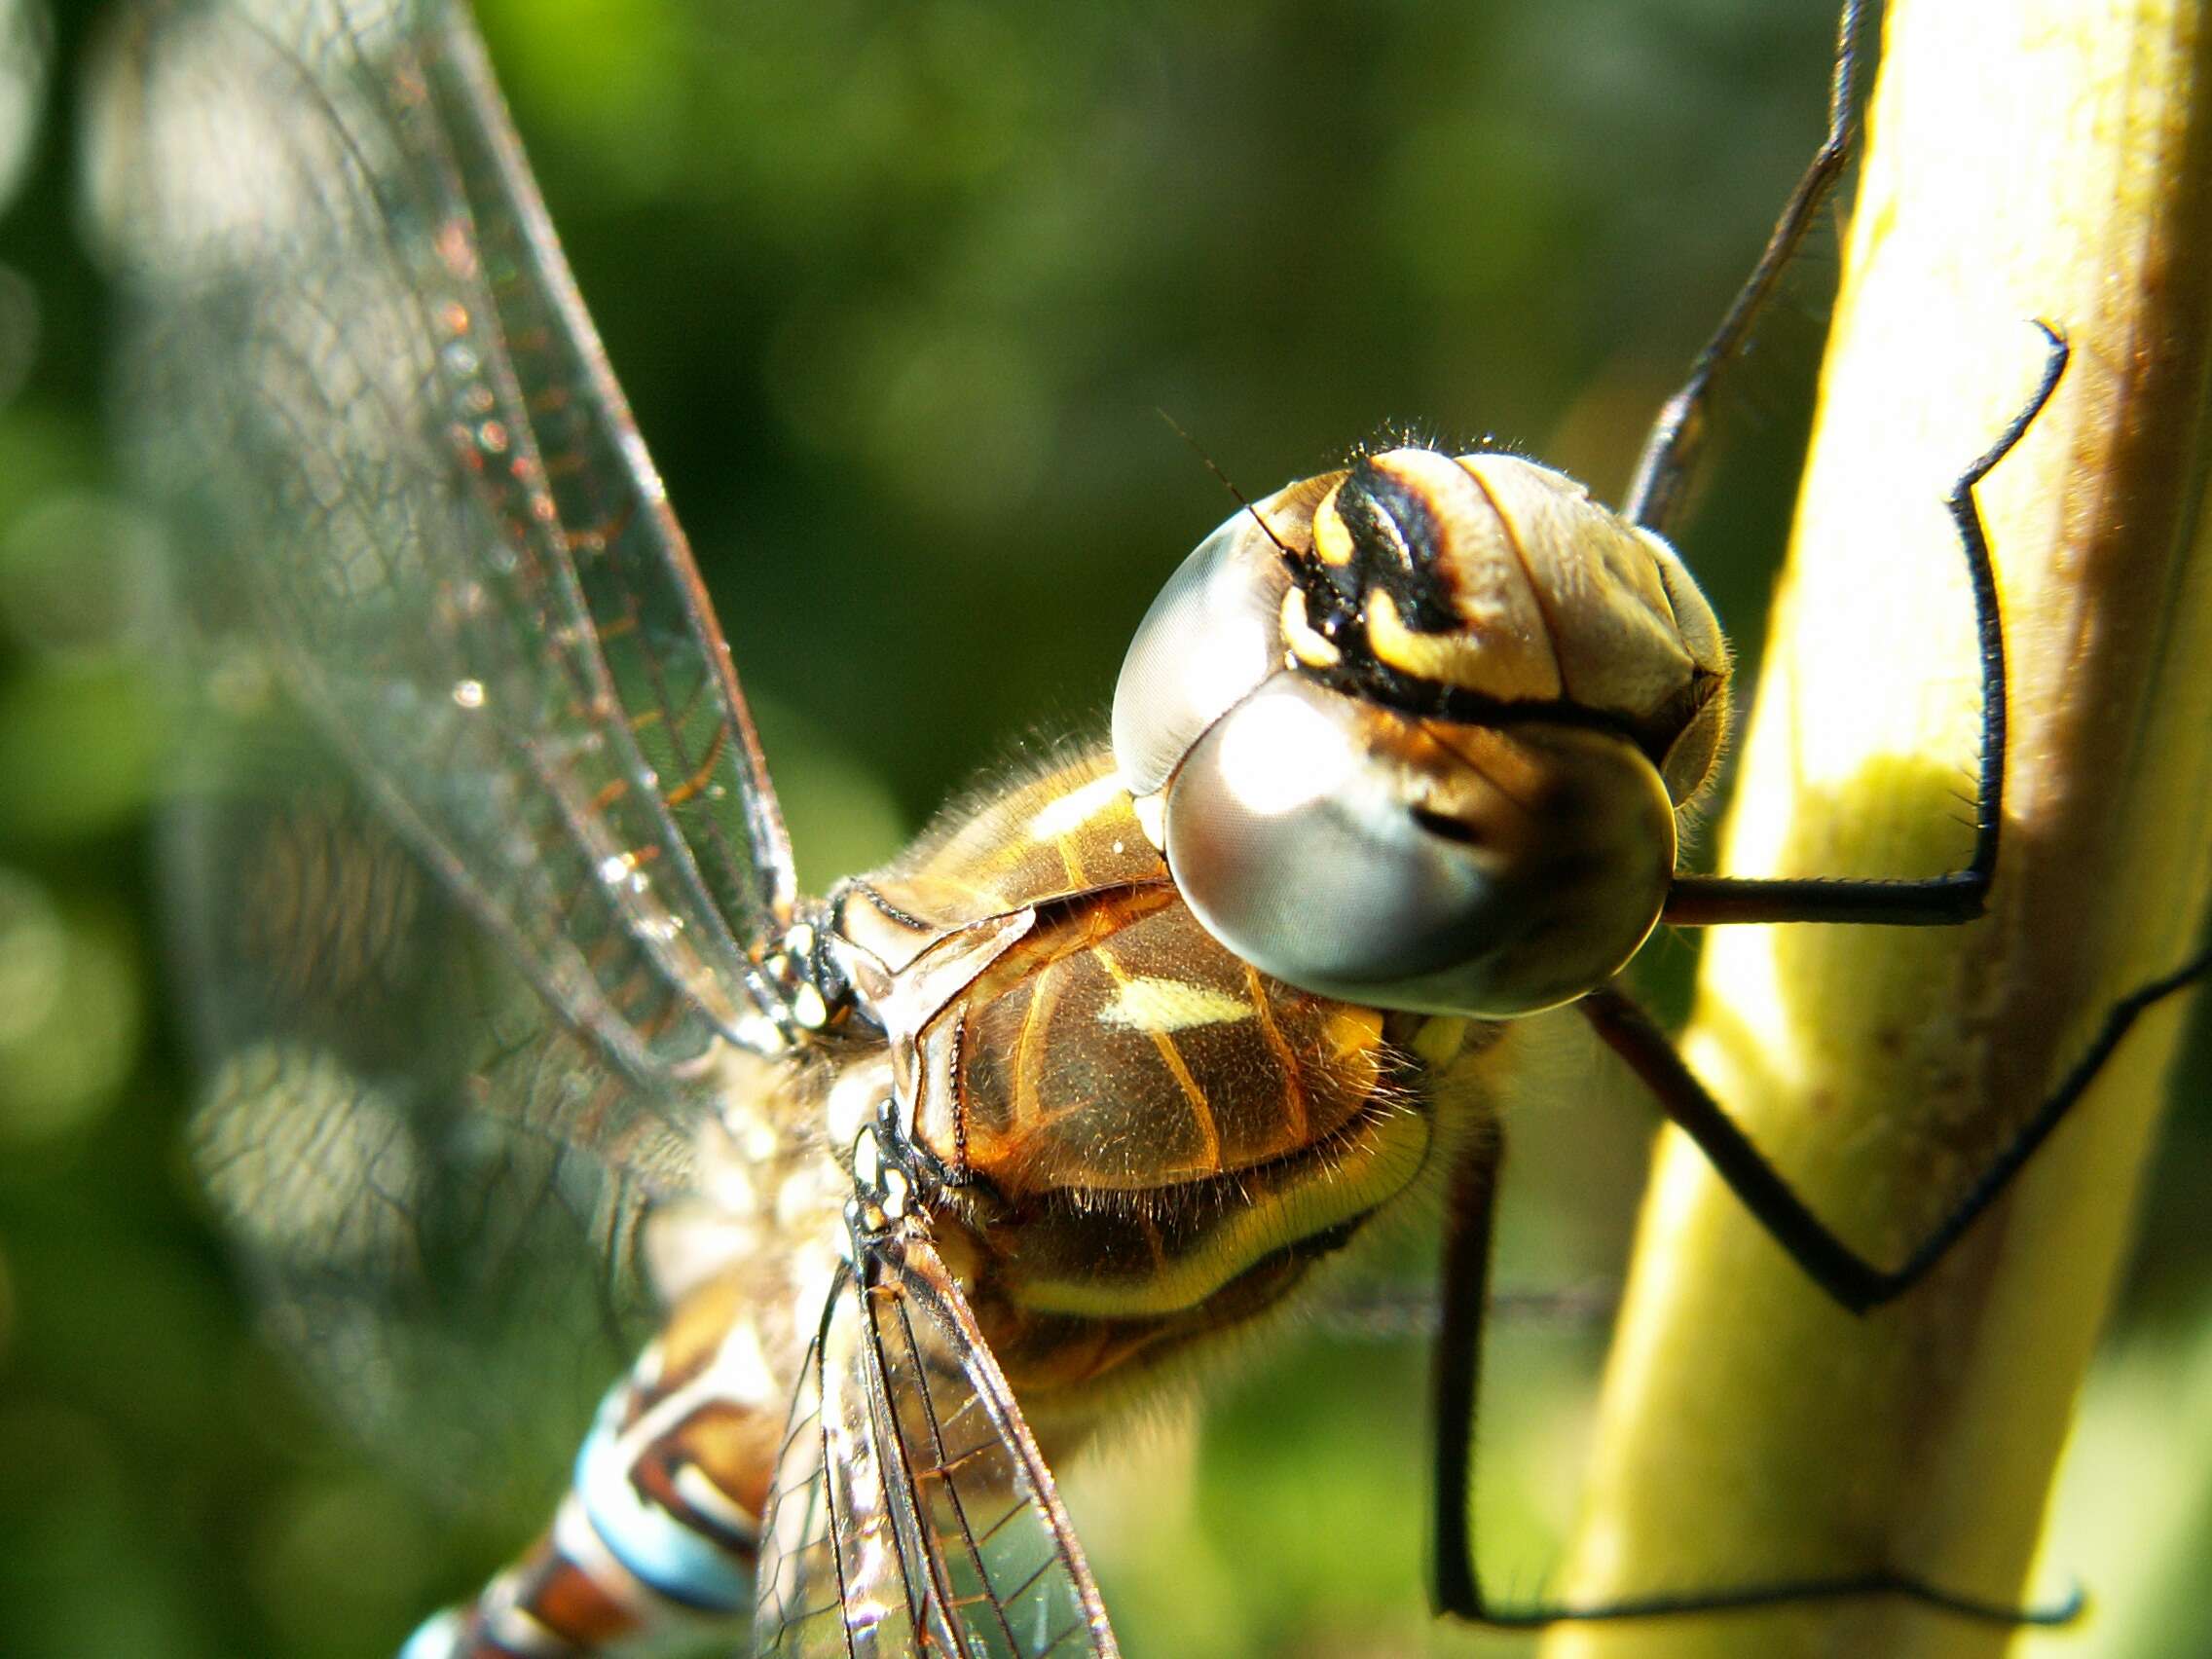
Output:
[
  {"xmin": 1277, "ymin": 450, "xmax": 1720, "ymax": 777},
  {"xmin": 1296, "ymin": 633, "xmax": 1721, "ymax": 785},
  {"xmin": 1336, "ymin": 457, "xmax": 1463, "ymax": 635}
]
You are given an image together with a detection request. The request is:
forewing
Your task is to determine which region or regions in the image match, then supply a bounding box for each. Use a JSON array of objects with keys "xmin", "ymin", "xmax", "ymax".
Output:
[
  {"xmin": 753, "ymin": 1230, "xmax": 1121, "ymax": 1659},
  {"xmin": 87, "ymin": 0, "xmax": 796, "ymax": 1509},
  {"xmin": 93, "ymin": 0, "xmax": 796, "ymax": 1077}
]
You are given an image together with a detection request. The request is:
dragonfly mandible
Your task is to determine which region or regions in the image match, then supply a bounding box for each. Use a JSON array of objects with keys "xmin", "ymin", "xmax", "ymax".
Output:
[{"xmin": 90, "ymin": 0, "xmax": 2212, "ymax": 1653}]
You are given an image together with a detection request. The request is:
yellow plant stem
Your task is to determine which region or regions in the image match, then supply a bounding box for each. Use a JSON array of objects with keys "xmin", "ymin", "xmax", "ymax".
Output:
[{"xmin": 1543, "ymin": 3, "xmax": 2212, "ymax": 1657}]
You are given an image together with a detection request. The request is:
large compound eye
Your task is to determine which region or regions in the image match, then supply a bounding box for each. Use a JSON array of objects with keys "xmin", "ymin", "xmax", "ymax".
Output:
[
  {"xmin": 1115, "ymin": 447, "xmax": 1720, "ymax": 1017},
  {"xmin": 1113, "ymin": 505, "xmax": 1298, "ymax": 801},
  {"xmin": 1159, "ymin": 677, "xmax": 1676, "ymax": 1017}
]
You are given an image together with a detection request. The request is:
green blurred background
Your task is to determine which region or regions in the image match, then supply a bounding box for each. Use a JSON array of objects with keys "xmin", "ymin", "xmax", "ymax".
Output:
[{"xmin": 1, "ymin": 0, "xmax": 2207, "ymax": 1654}]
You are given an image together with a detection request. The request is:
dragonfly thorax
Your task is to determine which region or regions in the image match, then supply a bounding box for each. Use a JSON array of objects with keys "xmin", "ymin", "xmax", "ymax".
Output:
[
  {"xmin": 823, "ymin": 752, "xmax": 1459, "ymax": 1399},
  {"xmin": 1113, "ymin": 446, "xmax": 1731, "ymax": 1016}
]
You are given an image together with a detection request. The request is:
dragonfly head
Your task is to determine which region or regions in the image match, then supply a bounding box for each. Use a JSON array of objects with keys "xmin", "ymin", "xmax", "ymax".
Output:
[{"xmin": 1113, "ymin": 446, "xmax": 1730, "ymax": 1018}]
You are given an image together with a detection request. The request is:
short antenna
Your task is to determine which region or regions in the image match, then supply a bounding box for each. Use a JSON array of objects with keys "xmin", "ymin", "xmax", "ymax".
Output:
[{"xmin": 1155, "ymin": 408, "xmax": 1295, "ymax": 558}]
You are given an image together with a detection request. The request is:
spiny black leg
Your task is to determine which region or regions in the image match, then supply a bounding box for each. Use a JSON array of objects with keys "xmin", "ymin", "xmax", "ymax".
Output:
[
  {"xmin": 1429, "ymin": 1123, "xmax": 1502, "ymax": 1621},
  {"xmin": 1427, "ymin": 1086, "xmax": 2087, "ymax": 1628},
  {"xmin": 1455, "ymin": 1574, "xmax": 2084, "ymax": 1630},
  {"xmin": 1663, "ymin": 321, "xmax": 2068, "ymax": 929},
  {"xmin": 1579, "ymin": 984, "xmax": 1888, "ymax": 1309},
  {"xmin": 1846, "ymin": 940, "xmax": 2212, "ymax": 1299},
  {"xmin": 1623, "ymin": 0, "xmax": 1868, "ymax": 536},
  {"xmin": 1432, "ymin": 968, "xmax": 2212, "ymax": 1629},
  {"xmin": 1581, "ymin": 947, "xmax": 2212, "ymax": 1313}
]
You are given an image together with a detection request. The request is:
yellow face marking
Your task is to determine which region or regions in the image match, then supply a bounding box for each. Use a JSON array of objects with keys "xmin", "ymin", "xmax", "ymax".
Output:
[
  {"xmin": 1096, "ymin": 975, "xmax": 1253, "ymax": 1034},
  {"xmin": 1280, "ymin": 586, "xmax": 1341, "ymax": 668},
  {"xmin": 1025, "ymin": 769, "xmax": 1127, "ymax": 841},
  {"xmin": 1364, "ymin": 586, "xmax": 1493, "ymax": 686},
  {"xmin": 1311, "ymin": 484, "xmax": 1354, "ymax": 566}
]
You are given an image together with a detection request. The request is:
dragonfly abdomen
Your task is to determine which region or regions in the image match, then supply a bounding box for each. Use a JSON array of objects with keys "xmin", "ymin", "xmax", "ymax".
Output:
[{"xmin": 402, "ymin": 1269, "xmax": 795, "ymax": 1655}]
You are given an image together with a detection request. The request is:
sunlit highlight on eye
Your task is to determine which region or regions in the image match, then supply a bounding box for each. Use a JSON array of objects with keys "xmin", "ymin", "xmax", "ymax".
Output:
[
  {"xmin": 1177, "ymin": 605, "xmax": 1275, "ymax": 722},
  {"xmin": 1212, "ymin": 689, "xmax": 1357, "ymax": 819}
]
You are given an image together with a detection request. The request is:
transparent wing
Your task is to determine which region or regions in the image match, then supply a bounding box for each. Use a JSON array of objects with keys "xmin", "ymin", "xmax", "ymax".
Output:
[
  {"xmin": 93, "ymin": 0, "xmax": 797, "ymax": 1079},
  {"xmin": 755, "ymin": 1259, "xmax": 927, "ymax": 1657},
  {"xmin": 86, "ymin": 0, "xmax": 797, "ymax": 1507},
  {"xmin": 166, "ymin": 729, "xmax": 707, "ymax": 1513},
  {"xmin": 754, "ymin": 1228, "xmax": 1122, "ymax": 1659}
]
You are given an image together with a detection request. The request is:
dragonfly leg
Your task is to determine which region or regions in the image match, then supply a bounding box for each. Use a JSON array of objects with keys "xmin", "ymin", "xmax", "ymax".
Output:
[
  {"xmin": 1622, "ymin": 0, "xmax": 1868, "ymax": 537},
  {"xmin": 1428, "ymin": 956, "xmax": 2212, "ymax": 1629},
  {"xmin": 1426, "ymin": 1096, "xmax": 2087, "ymax": 1628},
  {"xmin": 1578, "ymin": 967, "xmax": 2212, "ymax": 1313},
  {"xmin": 1443, "ymin": 1573, "xmax": 2084, "ymax": 1630},
  {"xmin": 1428, "ymin": 1120, "xmax": 1502, "ymax": 1621},
  {"xmin": 1661, "ymin": 320, "xmax": 2069, "ymax": 930}
]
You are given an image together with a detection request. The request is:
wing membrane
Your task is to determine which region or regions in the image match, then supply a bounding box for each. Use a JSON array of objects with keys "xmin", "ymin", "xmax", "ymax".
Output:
[
  {"xmin": 418, "ymin": 8, "xmax": 796, "ymax": 977},
  {"xmin": 166, "ymin": 745, "xmax": 701, "ymax": 1512},
  {"xmin": 88, "ymin": 0, "xmax": 793, "ymax": 1506},
  {"xmin": 94, "ymin": 0, "xmax": 795, "ymax": 1080},
  {"xmin": 755, "ymin": 1227, "xmax": 1121, "ymax": 1659},
  {"xmin": 756, "ymin": 1259, "xmax": 927, "ymax": 1657}
]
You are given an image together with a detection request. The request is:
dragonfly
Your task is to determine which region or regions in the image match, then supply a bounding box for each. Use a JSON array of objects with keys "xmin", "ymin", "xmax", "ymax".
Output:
[{"xmin": 92, "ymin": 0, "xmax": 2212, "ymax": 1653}]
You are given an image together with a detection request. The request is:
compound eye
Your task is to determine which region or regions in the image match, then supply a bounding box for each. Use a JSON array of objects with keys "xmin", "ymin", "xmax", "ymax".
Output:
[
  {"xmin": 1160, "ymin": 677, "xmax": 1677, "ymax": 1016},
  {"xmin": 1112, "ymin": 508, "xmax": 1295, "ymax": 801}
]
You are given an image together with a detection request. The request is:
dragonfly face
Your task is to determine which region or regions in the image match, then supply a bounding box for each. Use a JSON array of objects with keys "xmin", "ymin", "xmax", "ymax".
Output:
[
  {"xmin": 1115, "ymin": 451, "xmax": 1727, "ymax": 1016},
  {"xmin": 92, "ymin": 0, "xmax": 1912, "ymax": 1654}
]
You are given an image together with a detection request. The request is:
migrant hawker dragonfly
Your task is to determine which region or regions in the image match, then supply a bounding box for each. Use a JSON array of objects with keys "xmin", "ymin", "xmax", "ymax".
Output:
[{"xmin": 93, "ymin": 0, "xmax": 2212, "ymax": 1652}]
